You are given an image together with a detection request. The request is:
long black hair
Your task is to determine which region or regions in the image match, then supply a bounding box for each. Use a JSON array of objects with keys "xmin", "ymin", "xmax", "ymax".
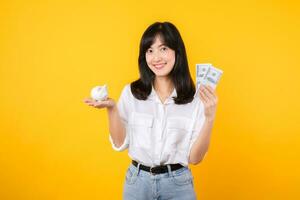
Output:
[{"xmin": 131, "ymin": 22, "xmax": 195, "ymax": 104}]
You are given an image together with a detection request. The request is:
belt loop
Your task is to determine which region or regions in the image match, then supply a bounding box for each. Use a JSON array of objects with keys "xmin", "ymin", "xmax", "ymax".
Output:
[
  {"xmin": 167, "ymin": 164, "xmax": 172, "ymax": 177},
  {"xmin": 137, "ymin": 163, "xmax": 141, "ymax": 176}
]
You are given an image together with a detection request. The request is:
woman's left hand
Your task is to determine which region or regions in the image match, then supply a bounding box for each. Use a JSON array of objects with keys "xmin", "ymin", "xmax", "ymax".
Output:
[{"xmin": 199, "ymin": 85, "xmax": 218, "ymax": 122}]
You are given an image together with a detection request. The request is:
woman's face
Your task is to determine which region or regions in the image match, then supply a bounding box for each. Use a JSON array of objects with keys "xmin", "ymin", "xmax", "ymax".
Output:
[{"xmin": 145, "ymin": 36, "xmax": 176, "ymax": 78}]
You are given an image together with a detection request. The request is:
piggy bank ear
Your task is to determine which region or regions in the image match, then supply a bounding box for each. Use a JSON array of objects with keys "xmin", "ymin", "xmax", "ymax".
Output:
[
  {"xmin": 103, "ymin": 84, "xmax": 107, "ymax": 89},
  {"xmin": 100, "ymin": 84, "xmax": 107, "ymax": 92}
]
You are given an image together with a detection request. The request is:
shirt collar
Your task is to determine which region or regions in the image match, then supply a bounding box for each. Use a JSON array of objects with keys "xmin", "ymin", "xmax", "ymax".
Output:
[{"xmin": 148, "ymin": 85, "xmax": 177, "ymax": 104}]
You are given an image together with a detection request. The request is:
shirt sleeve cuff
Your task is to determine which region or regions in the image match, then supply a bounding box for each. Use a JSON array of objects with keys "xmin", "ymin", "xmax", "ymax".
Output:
[{"xmin": 109, "ymin": 134, "xmax": 128, "ymax": 152}]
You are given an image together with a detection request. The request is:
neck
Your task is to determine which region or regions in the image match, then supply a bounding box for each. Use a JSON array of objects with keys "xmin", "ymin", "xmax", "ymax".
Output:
[{"xmin": 153, "ymin": 76, "xmax": 174, "ymax": 95}]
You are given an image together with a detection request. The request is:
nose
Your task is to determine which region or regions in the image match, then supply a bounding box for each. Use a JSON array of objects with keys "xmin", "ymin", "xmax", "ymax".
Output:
[{"xmin": 153, "ymin": 51, "xmax": 162, "ymax": 62}]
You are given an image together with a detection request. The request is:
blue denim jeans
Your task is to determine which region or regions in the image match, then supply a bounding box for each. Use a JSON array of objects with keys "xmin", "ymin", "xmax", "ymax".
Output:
[{"xmin": 123, "ymin": 163, "xmax": 197, "ymax": 200}]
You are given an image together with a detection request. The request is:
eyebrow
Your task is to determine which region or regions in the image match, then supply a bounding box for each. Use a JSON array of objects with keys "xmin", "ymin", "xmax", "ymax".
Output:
[{"xmin": 150, "ymin": 43, "xmax": 166, "ymax": 48}]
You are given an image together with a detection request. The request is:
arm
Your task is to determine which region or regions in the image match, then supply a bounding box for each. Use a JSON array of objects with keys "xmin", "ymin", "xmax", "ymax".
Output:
[
  {"xmin": 189, "ymin": 85, "xmax": 218, "ymax": 165},
  {"xmin": 84, "ymin": 85, "xmax": 131, "ymax": 150},
  {"xmin": 106, "ymin": 104, "xmax": 126, "ymax": 148},
  {"xmin": 83, "ymin": 97, "xmax": 127, "ymax": 149},
  {"xmin": 189, "ymin": 118, "xmax": 214, "ymax": 165}
]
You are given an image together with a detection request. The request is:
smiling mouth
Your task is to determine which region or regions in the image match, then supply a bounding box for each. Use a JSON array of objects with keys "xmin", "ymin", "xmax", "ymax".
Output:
[{"xmin": 153, "ymin": 63, "xmax": 166, "ymax": 69}]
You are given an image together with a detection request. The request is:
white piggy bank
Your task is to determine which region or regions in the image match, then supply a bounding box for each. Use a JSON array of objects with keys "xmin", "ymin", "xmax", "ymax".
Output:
[{"xmin": 90, "ymin": 84, "xmax": 108, "ymax": 101}]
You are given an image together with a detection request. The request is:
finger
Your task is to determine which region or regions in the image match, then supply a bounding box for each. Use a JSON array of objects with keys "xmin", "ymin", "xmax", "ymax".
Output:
[
  {"xmin": 205, "ymin": 85, "xmax": 219, "ymax": 102},
  {"xmin": 199, "ymin": 90, "xmax": 208, "ymax": 104},
  {"xmin": 94, "ymin": 100, "xmax": 111, "ymax": 108},
  {"xmin": 202, "ymin": 86, "xmax": 216, "ymax": 102},
  {"xmin": 93, "ymin": 101, "xmax": 104, "ymax": 107},
  {"xmin": 84, "ymin": 100, "xmax": 95, "ymax": 106},
  {"xmin": 83, "ymin": 100, "xmax": 93, "ymax": 105},
  {"xmin": 201, "ymin": 86, "xmax": 213, "ymax": 100},
  {"xmin": 83, "ymin": 98, "xmax": 93, "ymax": 103},
  {"xmin": 204, "ymin": 85, "xmax": 215, "ymax": 96}
]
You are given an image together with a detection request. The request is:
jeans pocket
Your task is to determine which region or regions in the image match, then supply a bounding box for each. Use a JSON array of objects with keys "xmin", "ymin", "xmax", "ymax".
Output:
[
  {"xmin": 125, "ymin": 167, "xmax": 138, "ymax": 185},
  {"xmin": 171, "ymin": 169, "xmax": 193, "ymax": 186}
]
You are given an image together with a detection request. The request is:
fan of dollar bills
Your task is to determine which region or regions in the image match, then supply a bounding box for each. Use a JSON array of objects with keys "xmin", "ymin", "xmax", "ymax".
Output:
[{"xmin": 195, "ymin": 63, "xmax": 223, "ymax": 94}]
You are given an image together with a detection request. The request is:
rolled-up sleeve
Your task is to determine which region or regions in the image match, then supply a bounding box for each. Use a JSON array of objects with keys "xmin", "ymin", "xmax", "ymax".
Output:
[
  {"xmin": 109, "ymin": 84, "xmax": 131, "ymax": 152},
  {"xmin": 188, "ymin": 101, "xmax": 206, "ymax": 156},
  {"xmin": 109, "ymin": 133, "xmax": 129, "ymax": 151}
]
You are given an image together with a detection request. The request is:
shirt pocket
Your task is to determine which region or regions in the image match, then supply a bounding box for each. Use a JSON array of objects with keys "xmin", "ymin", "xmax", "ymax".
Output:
[
  {"xmin": 129, "ymin": 112, "xmax": 154, "ymax": 148},
  {"xmin": 165, "ymin": 117, "xmax": 191, "ymax": 151}
]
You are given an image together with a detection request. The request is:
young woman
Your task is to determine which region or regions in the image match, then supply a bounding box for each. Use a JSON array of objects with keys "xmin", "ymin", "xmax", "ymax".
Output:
[{"xmin": 84, "ymin": 22, "xmax": 218, "ymax": 200}]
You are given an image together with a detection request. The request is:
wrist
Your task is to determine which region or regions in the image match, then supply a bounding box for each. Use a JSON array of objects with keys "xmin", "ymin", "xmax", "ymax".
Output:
[
  {"xmin": 107, "ymin": 102, "xmax": 117, "ymax": 112},
  {"xmin": 205, "ymin": 116, "xmax": 215, "ymax": 124}
]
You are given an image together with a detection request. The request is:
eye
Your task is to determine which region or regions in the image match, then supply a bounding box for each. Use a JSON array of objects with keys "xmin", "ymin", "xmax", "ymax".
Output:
[
  {"xmin": 146, "ymin": 49, "xmax": 153, "ymax": 53},
  {"xmin": 161, "ymin": 47, "xmax": 168, "ymax": 51}
]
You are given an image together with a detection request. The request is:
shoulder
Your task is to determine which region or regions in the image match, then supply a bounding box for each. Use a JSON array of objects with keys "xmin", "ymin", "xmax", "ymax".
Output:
[
  {"xmin": 121, "ymin": 84, "xmax": 131, "ymax": 94},
  {"xmin": 120, "ymin": 84, "xmax": 133, "ymax": 99}
]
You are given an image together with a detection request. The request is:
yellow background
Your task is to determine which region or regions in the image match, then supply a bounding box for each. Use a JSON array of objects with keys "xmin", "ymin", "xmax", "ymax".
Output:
[{"xmin": 1, "ymin": 0, "xmax": 300, "ymax": 199}]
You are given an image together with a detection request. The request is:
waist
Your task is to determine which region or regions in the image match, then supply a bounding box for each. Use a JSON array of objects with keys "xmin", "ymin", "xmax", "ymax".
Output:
[{"xmin": 132, "ymin": 160, "xmax": 184, "ymax": 175}]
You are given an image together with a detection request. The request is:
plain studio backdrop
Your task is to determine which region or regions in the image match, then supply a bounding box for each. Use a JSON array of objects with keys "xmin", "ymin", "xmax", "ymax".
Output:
[{"xmin": 0, "ymin": 0, "xmax": 299, "ymax": 199}]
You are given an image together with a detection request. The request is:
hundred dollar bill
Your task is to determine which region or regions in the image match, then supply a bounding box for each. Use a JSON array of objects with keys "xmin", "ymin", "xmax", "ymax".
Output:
[
  {"xmin": 196, "ymin": 63, "xmax": 212, "ymax": 90},
  {"xmin": 195, "ymin": 63, "xmax": 223, "ymax": 96},
  {"xmin": 202, "ymin": 66, "xmax": 223, "ymax": 89}
]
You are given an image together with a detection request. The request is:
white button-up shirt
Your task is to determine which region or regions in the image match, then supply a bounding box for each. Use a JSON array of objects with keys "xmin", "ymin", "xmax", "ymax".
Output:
[{"xmin": 109, "ymin": 84, "xmax": 206, "ymax": 167}]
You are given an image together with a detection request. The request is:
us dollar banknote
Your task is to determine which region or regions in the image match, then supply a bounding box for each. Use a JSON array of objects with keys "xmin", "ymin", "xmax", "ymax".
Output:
[
  {"xmin": 196, "ymin": 63, "xmax": 223, "ymax": 93},
  {"xmin": 196, "ymin": 63, "xmax": 212, "ymax": 90}
]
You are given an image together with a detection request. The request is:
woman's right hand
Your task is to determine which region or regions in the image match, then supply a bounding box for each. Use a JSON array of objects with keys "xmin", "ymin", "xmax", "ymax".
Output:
[{"xmin": 83, "ymin": 97, "xmax": 116, "ymax": 109}]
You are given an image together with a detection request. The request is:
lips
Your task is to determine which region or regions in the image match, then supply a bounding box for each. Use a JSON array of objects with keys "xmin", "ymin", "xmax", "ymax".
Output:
[{"xmin": 153, "ymin": 63, "xmax": 166, "ymax": 69}]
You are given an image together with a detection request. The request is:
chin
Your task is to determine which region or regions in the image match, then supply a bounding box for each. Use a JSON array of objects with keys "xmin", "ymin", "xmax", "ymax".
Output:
[
  {"xmin": 154, "ymin": 73, "xmax": 170, "ymax": 78},
  {"xmin": 150, "ymin": 67, "xmax": 173, "ymax": 77}
]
